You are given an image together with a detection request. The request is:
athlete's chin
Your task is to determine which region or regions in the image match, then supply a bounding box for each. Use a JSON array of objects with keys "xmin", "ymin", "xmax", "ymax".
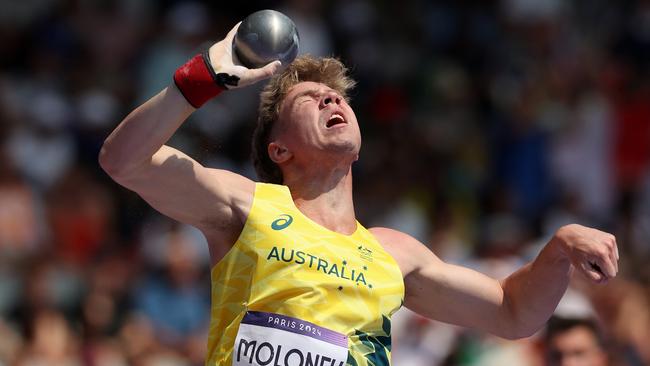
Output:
[{"xmin": 327, "ymin": 140, "xmax": 360, "ymax": 156}]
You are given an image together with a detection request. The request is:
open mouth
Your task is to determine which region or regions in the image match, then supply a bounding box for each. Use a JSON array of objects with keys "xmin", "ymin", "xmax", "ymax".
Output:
[{"xmin": 326, "ymin": 113, "xmax": 346, "ymax": 128}]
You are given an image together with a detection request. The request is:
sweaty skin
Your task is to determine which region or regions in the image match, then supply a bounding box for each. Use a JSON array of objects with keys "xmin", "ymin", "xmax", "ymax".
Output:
[{"xmin": 99, "ymin": 23, "xmax": 619, "ymax": 341}]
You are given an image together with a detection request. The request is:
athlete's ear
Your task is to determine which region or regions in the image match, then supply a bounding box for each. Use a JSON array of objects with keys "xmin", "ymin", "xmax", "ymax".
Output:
[{"xmin": 268, "ymin": 141, "xmax": 292, "ymax": 164}]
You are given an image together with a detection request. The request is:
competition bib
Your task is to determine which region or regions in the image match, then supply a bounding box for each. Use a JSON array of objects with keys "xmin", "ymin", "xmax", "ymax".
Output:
[{"xmin": 232, "ymin": 311, "xmax": 349, "ymax": 366}]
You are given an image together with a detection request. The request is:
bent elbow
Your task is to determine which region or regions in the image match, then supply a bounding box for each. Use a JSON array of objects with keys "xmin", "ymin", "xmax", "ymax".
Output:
[
  {"xmin": 98, "ymin": 144, "xmax": 132, "ymax": 181},
  {"xmin": 504, "ymin": 329, "xmax": 535, "ymax": 340},
  {"xmin": 98, "ymin": 145, "xmax": 118, "ymax": 176},
  {"xmin": 498, "ymin": 323, "xmax": 541, "ymax": 340}
]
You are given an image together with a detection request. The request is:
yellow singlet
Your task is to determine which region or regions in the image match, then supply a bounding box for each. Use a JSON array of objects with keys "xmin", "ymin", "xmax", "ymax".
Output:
[{"xmin": 206, "ymin": 183, "xmax": 405, "ymax": 366}]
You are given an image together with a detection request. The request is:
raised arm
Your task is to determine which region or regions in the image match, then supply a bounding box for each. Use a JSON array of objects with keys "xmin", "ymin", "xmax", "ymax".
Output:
[
  {"xmin": 370, "ymin": 224, "xmax": 618, "ymax": 339},
  {"xmin": 99, "ymin": 23, "xmax": 281, "ymax": 246}
]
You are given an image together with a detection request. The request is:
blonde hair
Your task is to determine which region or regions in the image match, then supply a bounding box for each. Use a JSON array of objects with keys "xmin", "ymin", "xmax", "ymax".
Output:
[{"xmin": 251, "ymin": 55, "xmax": 356, "ymax": 183}]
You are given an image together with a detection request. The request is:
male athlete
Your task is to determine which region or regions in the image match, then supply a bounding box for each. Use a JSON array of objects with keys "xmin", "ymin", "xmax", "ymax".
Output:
[{"xmin": 100, "ymin": 24, "xmax": 619, "ymax": 366}]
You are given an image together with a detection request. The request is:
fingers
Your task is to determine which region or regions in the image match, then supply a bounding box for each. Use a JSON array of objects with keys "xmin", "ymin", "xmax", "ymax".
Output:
[
  {"xmin": 580, "ymin": 261, "xmax": 605, "ymax": 283},
  {"xmin": 224, "ymin": 21, "xmax": 242, "ymax": 42},
  {"xmin": 596, "ymin": 254, "xmax": 617, "ymax": 279},
  {"xmin": 245, "ymin": 60, "xmax": 282, "ymax": 81},
  {"xmin": 580, "ymin": 248, "xmax": 617, "ymax": 284},
  {"xmin": 604, "ymin": 234, "xmax": 618, "ymax": 274},
  {"xmin": 609, "ymin": 243, "xmax": 618, "ymax": 274},
  {"xmin": 562, "ymin": 226, "xmax": 620, "ymax": 285}
]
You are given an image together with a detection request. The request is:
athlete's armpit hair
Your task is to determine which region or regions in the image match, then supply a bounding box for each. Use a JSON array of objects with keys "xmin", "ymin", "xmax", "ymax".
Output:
[{"xmin": 251, "ymin": 55, "xmax": 356, "ymax": 184}]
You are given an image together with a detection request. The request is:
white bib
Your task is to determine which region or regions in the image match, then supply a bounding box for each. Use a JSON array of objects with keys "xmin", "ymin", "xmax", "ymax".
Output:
[{"xmin": 232, "ymin": 311, "xmax": 349, "ymax": 366}]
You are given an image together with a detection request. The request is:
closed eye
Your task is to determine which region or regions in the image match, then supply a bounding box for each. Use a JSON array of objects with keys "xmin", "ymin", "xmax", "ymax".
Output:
[{"xmin": 297, "ymin": 96, "xmax": 317, "ymax": 104}]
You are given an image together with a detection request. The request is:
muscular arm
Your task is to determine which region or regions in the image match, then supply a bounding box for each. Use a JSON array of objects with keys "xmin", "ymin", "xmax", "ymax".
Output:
[
  {"xmin": 371, "ymin": 225, "xmax": 618, "ymax": 339},
  {"xmin": 99, "ymin": 23, "xmax": 280, "ymax": 245},
  {"xmin": 98, "ymin": 85, "xmax": 253, "ymax": 231}
]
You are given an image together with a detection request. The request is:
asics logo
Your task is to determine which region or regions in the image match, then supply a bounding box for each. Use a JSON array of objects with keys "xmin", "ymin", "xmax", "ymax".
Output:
[{"xmin": 271, "ymin": 214, "xmax": 293, "ymax": 230}]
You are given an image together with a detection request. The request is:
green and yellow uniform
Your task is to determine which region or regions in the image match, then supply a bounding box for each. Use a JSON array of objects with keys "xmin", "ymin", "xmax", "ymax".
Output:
[{"xmin": 206, "ymin": 183, "xmax": 404, "ymax": 366}]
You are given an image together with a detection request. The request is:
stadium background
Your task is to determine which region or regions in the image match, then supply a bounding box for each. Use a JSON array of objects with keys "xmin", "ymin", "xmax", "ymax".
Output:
[{"xmin": 0, "ymin": 0, "xmax": 649, "ymax": 365}]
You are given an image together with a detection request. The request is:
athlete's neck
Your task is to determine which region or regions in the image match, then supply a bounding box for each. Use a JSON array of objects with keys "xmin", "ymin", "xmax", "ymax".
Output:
[{"xmin": 282, "ymin": 163, "xmax": 356, "ymax": 235}]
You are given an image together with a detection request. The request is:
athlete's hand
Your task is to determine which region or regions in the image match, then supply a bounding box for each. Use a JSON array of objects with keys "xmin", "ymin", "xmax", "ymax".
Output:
[
  {"xmin": 554, "ymin": 224, "xmax": 619, "ymax": 284},
  {"xmin": 207, "ymin": 22, "xmax": 282, "ymax": 89}
]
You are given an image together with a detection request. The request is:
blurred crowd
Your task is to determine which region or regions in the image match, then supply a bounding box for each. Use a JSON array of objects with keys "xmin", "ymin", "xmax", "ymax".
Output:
[{"xmin": 0, "ymin": 0, "xmax": 649, "ymax": 365}]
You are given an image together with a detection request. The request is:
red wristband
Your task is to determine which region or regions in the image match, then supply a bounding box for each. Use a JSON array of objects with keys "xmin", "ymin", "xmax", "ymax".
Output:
[{"xmin": 173, "ymin": 52, "xmax": 225, "ymax": 108}]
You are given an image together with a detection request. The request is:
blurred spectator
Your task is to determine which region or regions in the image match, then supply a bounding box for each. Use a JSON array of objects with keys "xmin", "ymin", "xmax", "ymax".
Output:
[
  {"xmin": 0, "ymin": 318, "xmax": 23, "ymax": 365},
  {"xmin": 392, "ymin": 308, "xmax": 460, "ymax": 366},
  {"xmin": 0, "ymin": 152, "xmax": 45, "ymax": 258},
  {"xmin": 81, "ymin": 339, "xmax": 128, "ymax": 366},
  {"xmin": 46, "ymin": 168, "xmax": 115, "ymax": 265},
  {"xmin": 118, "ymin": 314, "xmax": 158, "ymax": 362},
  {"xmin": 542, "ymin": 316, "xmax": 609, "ymax": 366},
  {"xmin": 577, "ymin": 278, "xmax": 650, "ymax": 365},
  {"xmin": 132, "ymin": 223, "xmax": 210, "ymax": 347},
  {"xmin": 136, "ymin": 2, "xmax": 210, "ymax": 103},
  {"xmin": 548, "ymin": 91, "xmax": 614, "ymax": 225},
  {"xmin": 5, "ymin": 111, "xmax": 76, "ymax": 190},
  {"xmin": 9, "ymin": 257, "xmax": 84, "ymax": 338},
  {"xmin": 283, "ymin": 0, "xmax": 334, "ymax": 57},
  {"xmin": 15, "ymin": 308, "xmax": 81, "ymax": 366}
]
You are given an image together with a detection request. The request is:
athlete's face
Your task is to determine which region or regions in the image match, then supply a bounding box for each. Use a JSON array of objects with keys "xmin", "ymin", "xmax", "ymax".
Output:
[{"xmin": 271, "ymin": 81, "xmax": 361, "ymax": 164}]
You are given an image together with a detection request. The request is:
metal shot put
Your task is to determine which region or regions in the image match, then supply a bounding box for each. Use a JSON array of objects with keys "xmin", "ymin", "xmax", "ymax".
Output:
[{"xmin": 233, "ymin": 10, "xmax": 300, "ymax": 69}]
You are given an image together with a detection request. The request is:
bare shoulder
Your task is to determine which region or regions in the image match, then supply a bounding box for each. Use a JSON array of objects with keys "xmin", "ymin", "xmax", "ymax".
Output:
[
  {"xmin": 201, "ymin": 167, "xmax": 257, "ymax": 206},
  {"xmin": 368, "ymin": 227, "xmax": 442, "ymax": 277},
  {"xmin": 199, "ymin": 167, "xmax": 256, "ymax": 230},
  {"xmin": 200, "ymin": 168, "xmax": 257, "ymax": 262}
]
